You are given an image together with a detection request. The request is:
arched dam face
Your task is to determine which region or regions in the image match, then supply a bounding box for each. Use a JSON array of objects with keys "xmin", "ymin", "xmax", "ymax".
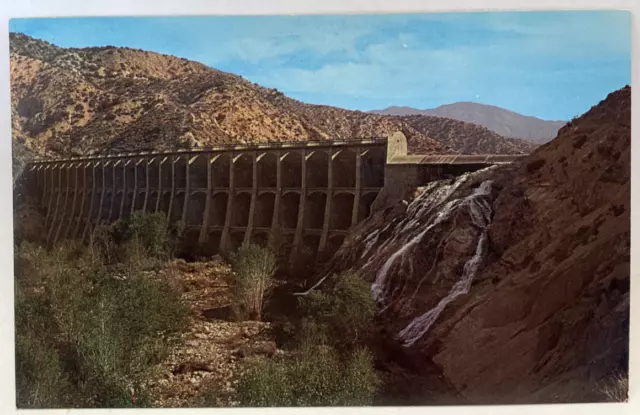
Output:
[{"xmin": 19, "ymin": 133, "xmax": 524, "ymax": 264}]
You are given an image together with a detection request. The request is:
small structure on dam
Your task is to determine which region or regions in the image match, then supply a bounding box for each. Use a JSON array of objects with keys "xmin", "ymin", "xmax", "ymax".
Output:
[{"xmin": 21, "ymin": 132, "xmax": 524, "ymax": 263}]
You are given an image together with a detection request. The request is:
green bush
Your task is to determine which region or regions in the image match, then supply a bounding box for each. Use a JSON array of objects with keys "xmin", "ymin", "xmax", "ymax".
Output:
[
  {"xmin": 236, "ymin": 346, "xmax": 379, "ymax": 406},
  {"xmin": 13, "ymin": 241, "xmax": 189, "ymax": 408},
  {"xmin": 297, "ymin": 271, "xmax": 376, "ymax": 350},
  {"xmin": 74, "ymin": 274, "xmax": 188, "ymax": 384},
  {"xmin": 15, "ymin": 330, "xmax": 72, "ymax": 408},
  {"xmin": 235, "ymin": 357, "xmax": 294, "ymax": 407},
  {"xmin": 14, "ymin": 259, "xmax": 76, "ymax": 408},
  {"xmin": 75, "ymin": 273, "xmax": 187, "ymax": 406},
  {"xmin": 339, "ymin": 348, "xmax": 380, "ymax": 405},
  {"xmin": 85, "ymin": 212, "xmax": 172, "ymax": 269},
  {"xmin": 230, "ymin": 243, "xmax": 277, "ymax": 321},
  {"xmin": 115, "ymin": 211, "xmax": 170, "ymax": 260},
  {"xmin": 14, "ymin": 241, "xmax": 52, "ymax": 284},
  {"xmin": 89, "ymin": 224, "xmax": 117, "ymax": 264}
]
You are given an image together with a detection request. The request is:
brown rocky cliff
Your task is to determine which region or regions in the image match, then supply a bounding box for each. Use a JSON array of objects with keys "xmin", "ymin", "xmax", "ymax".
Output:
[
  {"xmin": 10, "ymin": 32, "xmax": 535, "ymax": 165},
  {"xmin": 431, "ymin": 85, "xmax": 630, "ymax": 403},
  {"xmin": 326, "ymin": 86, "xmax": 630, "ymax": 403}
]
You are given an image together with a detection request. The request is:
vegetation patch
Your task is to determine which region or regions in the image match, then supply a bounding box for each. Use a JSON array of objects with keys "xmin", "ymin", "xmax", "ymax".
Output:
[
  {"xmin": 296, "ymin": 271, "xmax": 376, "ymax": 351},
  {"xmin": 229, "ymin": 243, "xmax": 277, "ymax": 321},
  {"xmin": 196, "ymin": 262, "xmax": 380, "ymax": 407},
  {"xmin": 236, "ymin": 346, "xmax": 379, "ymax": 407},
  {"xmin": 14, "ymin": 213, "xmax": 189, "ymax": 409}
]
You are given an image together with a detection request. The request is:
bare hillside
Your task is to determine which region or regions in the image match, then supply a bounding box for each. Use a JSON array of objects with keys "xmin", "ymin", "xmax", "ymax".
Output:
[{"xmin": 10, "ymin": 32, "xmax": 535, "ymax": 170}]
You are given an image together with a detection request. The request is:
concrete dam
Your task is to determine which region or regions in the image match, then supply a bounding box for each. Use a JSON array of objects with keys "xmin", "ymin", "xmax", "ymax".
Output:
[{"xmin": 22, "ymin": 132, "xmax": 524, "ymax": 263}]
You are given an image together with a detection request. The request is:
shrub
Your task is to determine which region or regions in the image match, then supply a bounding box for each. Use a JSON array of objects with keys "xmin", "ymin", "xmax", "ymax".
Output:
[
  {"xmin": 15, "ymin": 265, "xmax": 74, "ymax": 408},
  {"xmin": 230, "ymin": 243, "xmax": 277, "ymax": 321},
  {"xmin": 85, "ymin": 212, "xmax": 173, "ymax": 269},
  {"xmin": 235, "ymin": 346, "xmax": 379, "ymax": 406},
  {"xmin": 111, "ymin": 211, "xmax": 171, "ymax": 267},
  {"xmin": 13, "ymin": 241, "xmax": 188, "ymax": 408},
  {"xmin": 170, "ymin": 219, "xmax": 186, "ymax": 257},
  {"xmin": 236, "ymin": 356, "xmax": 293, "ymax": 407},
  {"xmin": 297, "ymin": 271, "xmax": 376, "ymax": 350},
  {"xmin": 196, "ymin": 385, "xmax": 224, "ymax": 408},
  {"xmin": 339, "ymin": 348, "xmax": 380, "ymax": 404},
  {"xmin": 89, "ymin": 224, "xmax": 117, "ymax": 264},
  {"xmin": 15, "ymin": 330, "xmax": 72, "ymax": 408},
  {"xmin": 228, "ymin": 272, "xmax": 379, "ymax": 406},
  {"xmin": 122, "ymin": 212, "xmax": 169, "ymax": 256},
  {"xmin": 72, "ymin": 274, "xmax": 188, "ymax": 406},
  {"xmin": 597, "ymin": 372, "xmax": 628, "ymax": 402},
  {"xmin": 14, "ymin": 241, "xmax": 51, "ymax": 284}
]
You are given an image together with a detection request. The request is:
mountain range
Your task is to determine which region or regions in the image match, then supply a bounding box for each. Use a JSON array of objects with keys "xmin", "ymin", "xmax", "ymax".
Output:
[
  {"xmin": 370, "ymin": 102, "xmax": 566, "ymax": 143},
  {"xmin": 9, "ymin": 32, "xmax": 535, "ymax": 178}
]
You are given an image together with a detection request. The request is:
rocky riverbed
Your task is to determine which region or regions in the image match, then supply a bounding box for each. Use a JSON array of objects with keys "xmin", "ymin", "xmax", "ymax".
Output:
[{"xmin": 141, "ymin": 259, "xmax": 279, "ymax": 407}]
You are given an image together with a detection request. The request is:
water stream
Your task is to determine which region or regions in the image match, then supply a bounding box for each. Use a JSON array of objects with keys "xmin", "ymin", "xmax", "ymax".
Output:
[
  {"xmin": 397, "ymin": 180, "xmax": 493, "ymax": 346},
  {"xmin": 358, "ymin": 173, "xmax": 495, "ymax": 347}
]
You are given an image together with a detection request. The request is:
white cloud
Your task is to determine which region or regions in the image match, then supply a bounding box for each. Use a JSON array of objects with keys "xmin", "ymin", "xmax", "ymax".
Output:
[
  {"xmin": 250, "ymin": 42, "xmax": 484, "ymax": 103},
  {"xmin": 248, "ymin": 11, "xmax": 629, "ymax": 106},
  {"xmin": 188, "ymin": 15, "xmax": 383, "ymax": 65},
  {"xmin": 158, "ymin": 11, "xmax": 629, "ymax": 118},
  {"xmin": 479, "ymin": 10, "xmax": 630, "ymax": 56}
]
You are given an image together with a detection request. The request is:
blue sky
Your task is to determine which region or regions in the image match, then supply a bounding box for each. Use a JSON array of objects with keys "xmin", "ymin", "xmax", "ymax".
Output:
[{"xmin": 10, "ymin": 11, "xmax": 631, "ymax": 121}]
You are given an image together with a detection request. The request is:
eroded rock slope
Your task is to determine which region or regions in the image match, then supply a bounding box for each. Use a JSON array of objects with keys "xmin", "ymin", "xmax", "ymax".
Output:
[{"xmin": 327, "ymin": 86, "xmax": 630, "ymax": 403}]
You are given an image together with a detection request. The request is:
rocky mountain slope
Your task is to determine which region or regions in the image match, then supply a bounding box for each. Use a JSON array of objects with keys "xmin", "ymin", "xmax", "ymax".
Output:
[
  {"xmin": 326, "ymin": 86, "xmax": 630, "ymax": 403},
  {"xmin": 10, "ymin": 32, "xmax": 535, "ymax": 171},
  {"xmin": 371, "ymin": 102, "xmax": 566, "ymax": 143}
]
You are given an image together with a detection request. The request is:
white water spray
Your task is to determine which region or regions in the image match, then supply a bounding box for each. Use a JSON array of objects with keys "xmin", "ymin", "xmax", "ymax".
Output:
[
  {"xmin": 397, "ymin": 180, "xmax": 494, "ymax": 346},
  {"xmin": 367, "ymin": 173, "xmax": 477, "ymax": 303}
]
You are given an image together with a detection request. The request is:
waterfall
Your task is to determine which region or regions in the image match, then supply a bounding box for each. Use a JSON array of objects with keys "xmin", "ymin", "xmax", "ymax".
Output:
[
  {"xmin": 397, "ymin": 180, "xmax": 494, "ymax": 347},
  {"xmin": 367, "ymin": 173, "xmax": 475, "ymax": 303},
  {"xmin": 304, "ymin": 169, "xmax": 495, "ymax": 347},
  {"xmin": 356, "ymin": 172, "xmax": 494, "ymax": 347}
]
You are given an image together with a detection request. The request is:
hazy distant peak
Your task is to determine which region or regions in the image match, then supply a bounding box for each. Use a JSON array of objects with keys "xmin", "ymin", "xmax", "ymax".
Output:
[{"xmin": 371, "ymin": 101, "xmax": 567, "ymax": 143}]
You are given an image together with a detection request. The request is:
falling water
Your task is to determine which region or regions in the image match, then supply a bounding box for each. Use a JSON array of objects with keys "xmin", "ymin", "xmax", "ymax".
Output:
[
  {"xmin": 397, "ymin": 180, "xmax": 493, "ymax": 346},
  {"xmin": 367, "ymin": 173, "xmax": 475, "ymax": 302},
  {"xmin": 357, "ymin": 172, "xmax": 495, "ymax": 347}
]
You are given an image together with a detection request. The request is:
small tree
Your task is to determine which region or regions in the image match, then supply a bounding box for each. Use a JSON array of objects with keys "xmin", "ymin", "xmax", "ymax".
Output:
[
  {"xmin": 105, "ymin": 212, "xmax": 171, "ymax": 269},
  {"xmin": 230, "ymin": 243, "xmax": 277, "ymax": 321},
  {"xmin": 297, "ymin": 270, "xmax": 376, "ymax": 350},
  {"xmin": 117, "ymin": 211, "xmax": 170, "ymax": 259}
]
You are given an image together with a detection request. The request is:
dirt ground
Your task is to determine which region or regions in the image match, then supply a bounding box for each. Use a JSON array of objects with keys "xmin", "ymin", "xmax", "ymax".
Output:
[{"xmin": 142, "ymin": 259, "xmax": 280, "ymax": 408}]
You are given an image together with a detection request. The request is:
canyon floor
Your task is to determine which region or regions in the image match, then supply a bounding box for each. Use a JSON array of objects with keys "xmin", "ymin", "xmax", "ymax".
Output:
[
  {"xmin": 134, "ymin": 257, "xmax": 459, "ymax": 407},
  {"xmin": 140, "ymin": 259, "xmax": 279, "ymax": 407}
]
